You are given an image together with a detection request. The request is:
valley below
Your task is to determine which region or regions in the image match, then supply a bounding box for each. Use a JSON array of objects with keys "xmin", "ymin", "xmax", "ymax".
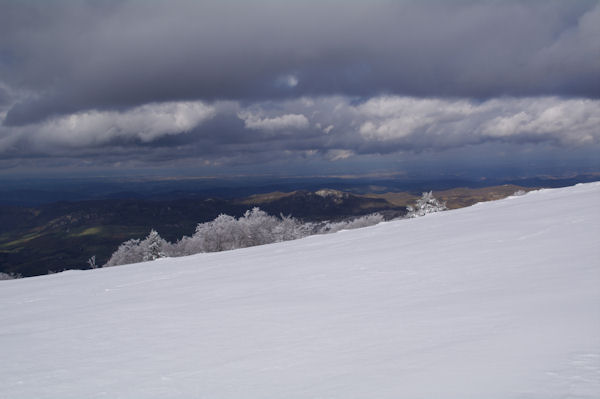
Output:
[{"xmin": 1, "ymin": 184, "xmax": 530, "ymax": 277}]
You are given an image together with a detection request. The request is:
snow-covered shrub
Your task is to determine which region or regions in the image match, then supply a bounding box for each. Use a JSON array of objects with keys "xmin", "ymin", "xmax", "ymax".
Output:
[
  {"xmin": 241, "ymin": 208, "xmax": 312, "ymax": 245},
  {"xmin": 274, "ymin": 214, "xmax": 315, "ymax": 242},
  {"xmin": 171, "ymin": 235, "xmax": 203, "ymax": 257},
  {"xmin": 104, "ymin": 238, "xmax": 142, "ymax": 267},
  {"xmin": 104, "ymin": 230, "xmax": 169, "ymax": 267},
  {"xmin": 0, "ymin": 272, "xmax": 22, "ymax": 280},
  {"xmin": 87, "ymin": 255, "xmax": 98, "ymax": 269},
  {"xmin": 239, "ymin": 208, "xmax": 278, "ymax": 247},
  {"xmin": 106, "ymin": 208, "xmax": 312, "ymax": 266},
  {"xmin": 406, "ymin": 191, "xmax": 447, "ymax": 218},
  {"xmin": 194, "ymin": 214, "xmax": 242, "ymax": 252},
  {"xmin": 512, "ymin": 190, "xmax": 527, "ymax": 197},
  {"xmin": 318, "ymin": 213, "xmax": 384, "ymax": 234},
  {"xmin": 104, "ymin": 207, "xmax": 387, "ymax": 267},
  {"xmin": 185, "ymin": 208, "xmax": 309, "ymax": 254}
]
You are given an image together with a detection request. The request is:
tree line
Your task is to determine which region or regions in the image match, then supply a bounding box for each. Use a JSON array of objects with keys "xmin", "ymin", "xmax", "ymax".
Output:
[{"xmin": 103, "ymin": 192, "xmax": 447, "ymax": 268}]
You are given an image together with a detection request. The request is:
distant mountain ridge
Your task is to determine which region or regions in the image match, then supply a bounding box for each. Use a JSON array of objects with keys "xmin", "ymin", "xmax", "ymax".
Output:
[
  {"xmin": 1, "ymin": 173, "xmax": 598, "ymax": 206},
  {"xmin": 1, "ymin": 184, "xmax": 533, "ymax": 277},
  {"xmin": 238, "ymin": 189, "xmax": 402, "ymax": 220}
]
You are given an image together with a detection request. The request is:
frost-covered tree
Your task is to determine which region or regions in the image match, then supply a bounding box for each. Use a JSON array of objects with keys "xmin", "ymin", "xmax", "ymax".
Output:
[
  {"xmin": 104, "ymin": 207, "xmax": 387, "ymax": 267},
  {"xmin": 0, "ymin": 272, "xmax": 22, "ymax": 280},
  {"xmin": 141, "ymin": 230, "xmax": 168, "ymax": 261},
  {"xmin": 237, "ymin": 208, "xmax": 314, "ymax": 246},
  {"xmin": 104, "ymin": 230, "xmax": 169, "ymax": 267},
  {"xmin": 87, "ymin": 255, "xmax": 97, "ymax": 269},
  {"xmin": 406, "ymin": 191, "xmax": 447, "ymax": 218},
  {"xmin": 194, "ymin": 214, "xmax": 241, "ymax": 252},
  {"xmin": 274, "ymin": 213, "xmax": 314, "ymax": 242},
  {"xmin": 239, "ymin": 208, "xmax": 278, "ymax": 247},
  {"xmin": 189, "ymin": 208, "xmax": 307, "ymax": 253},
  {"xmin": 171, "ymin": 235, "xmax": 202, "ymax": 257},
  {"xmin": 104, "ymin": 238, "xmax": 142, "ymax": 267}
]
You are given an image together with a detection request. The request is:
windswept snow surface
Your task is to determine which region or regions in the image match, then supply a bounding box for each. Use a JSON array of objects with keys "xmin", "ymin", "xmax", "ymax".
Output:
[{"xmin": 1, "ymin": 183, "xmax": 599, "ymax": 399}]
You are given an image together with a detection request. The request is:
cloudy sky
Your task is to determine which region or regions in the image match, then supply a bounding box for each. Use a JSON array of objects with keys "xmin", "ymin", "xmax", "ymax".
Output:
[{"xmin": 0, "ymin": 0, "xmax": 598, "ymax": 178}]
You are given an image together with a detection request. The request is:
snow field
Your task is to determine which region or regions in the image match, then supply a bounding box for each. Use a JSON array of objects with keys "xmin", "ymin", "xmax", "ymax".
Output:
[{"xmin": 1, "ymin": 182, "xmax": 599, "ymax": 398}]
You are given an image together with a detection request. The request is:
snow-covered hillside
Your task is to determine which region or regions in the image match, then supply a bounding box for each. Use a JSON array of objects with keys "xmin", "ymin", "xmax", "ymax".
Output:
[{"xmin": 1, "ymin": 183, "xmax": 599, "ymax": 399}]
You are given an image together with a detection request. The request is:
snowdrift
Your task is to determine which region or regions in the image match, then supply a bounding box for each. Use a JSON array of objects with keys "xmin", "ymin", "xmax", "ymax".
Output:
[{"xmin": 1, "ymin": 183, "xmax": 599, "ymax": 398}]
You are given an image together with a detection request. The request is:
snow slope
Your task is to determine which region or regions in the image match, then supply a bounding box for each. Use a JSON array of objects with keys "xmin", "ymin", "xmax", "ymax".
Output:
[{"xmin": 1, "ymin": 183, "xmax": 599, "ymax": 399}]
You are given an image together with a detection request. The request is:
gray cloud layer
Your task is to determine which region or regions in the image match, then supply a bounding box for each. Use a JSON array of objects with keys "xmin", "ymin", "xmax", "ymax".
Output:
[
  {"xmin": 1, "ymin": 0, "xmax": 598, "ymax": 126},
  {"xmin": 2, "ymin": 96, "xmax": 598, "ymax": 165},
  {"xmin": 0, "ymin": 0, "xmax": 598, "ymax": 175}
]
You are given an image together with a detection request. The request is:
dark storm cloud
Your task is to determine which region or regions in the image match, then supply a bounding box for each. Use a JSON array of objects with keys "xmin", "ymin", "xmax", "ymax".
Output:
[
  {"xmin": 1, "ymin": 0, "xmax": 598, "ymax": 125},
  {"xmin": 0, "ymin": 0, "xmax": 599, "ymax": 177}
]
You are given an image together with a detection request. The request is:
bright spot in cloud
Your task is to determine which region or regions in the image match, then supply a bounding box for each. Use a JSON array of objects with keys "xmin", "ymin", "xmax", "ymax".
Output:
[
  {"xmin": 275, "ymin": 74, "xmax": 299, "ymax": 88},
  {"xmin": 327, "ymin": 149, "xmax": 354, "ymax": 161},
  {"xmin": 239, "ymin": 112, "xmax": 309, "ymax": 131}
]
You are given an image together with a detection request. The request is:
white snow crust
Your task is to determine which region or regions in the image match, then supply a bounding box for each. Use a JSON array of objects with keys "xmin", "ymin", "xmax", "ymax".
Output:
[{"xmin": 1, "ymin": 182, "xmax": 599, "ymax": 398}]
